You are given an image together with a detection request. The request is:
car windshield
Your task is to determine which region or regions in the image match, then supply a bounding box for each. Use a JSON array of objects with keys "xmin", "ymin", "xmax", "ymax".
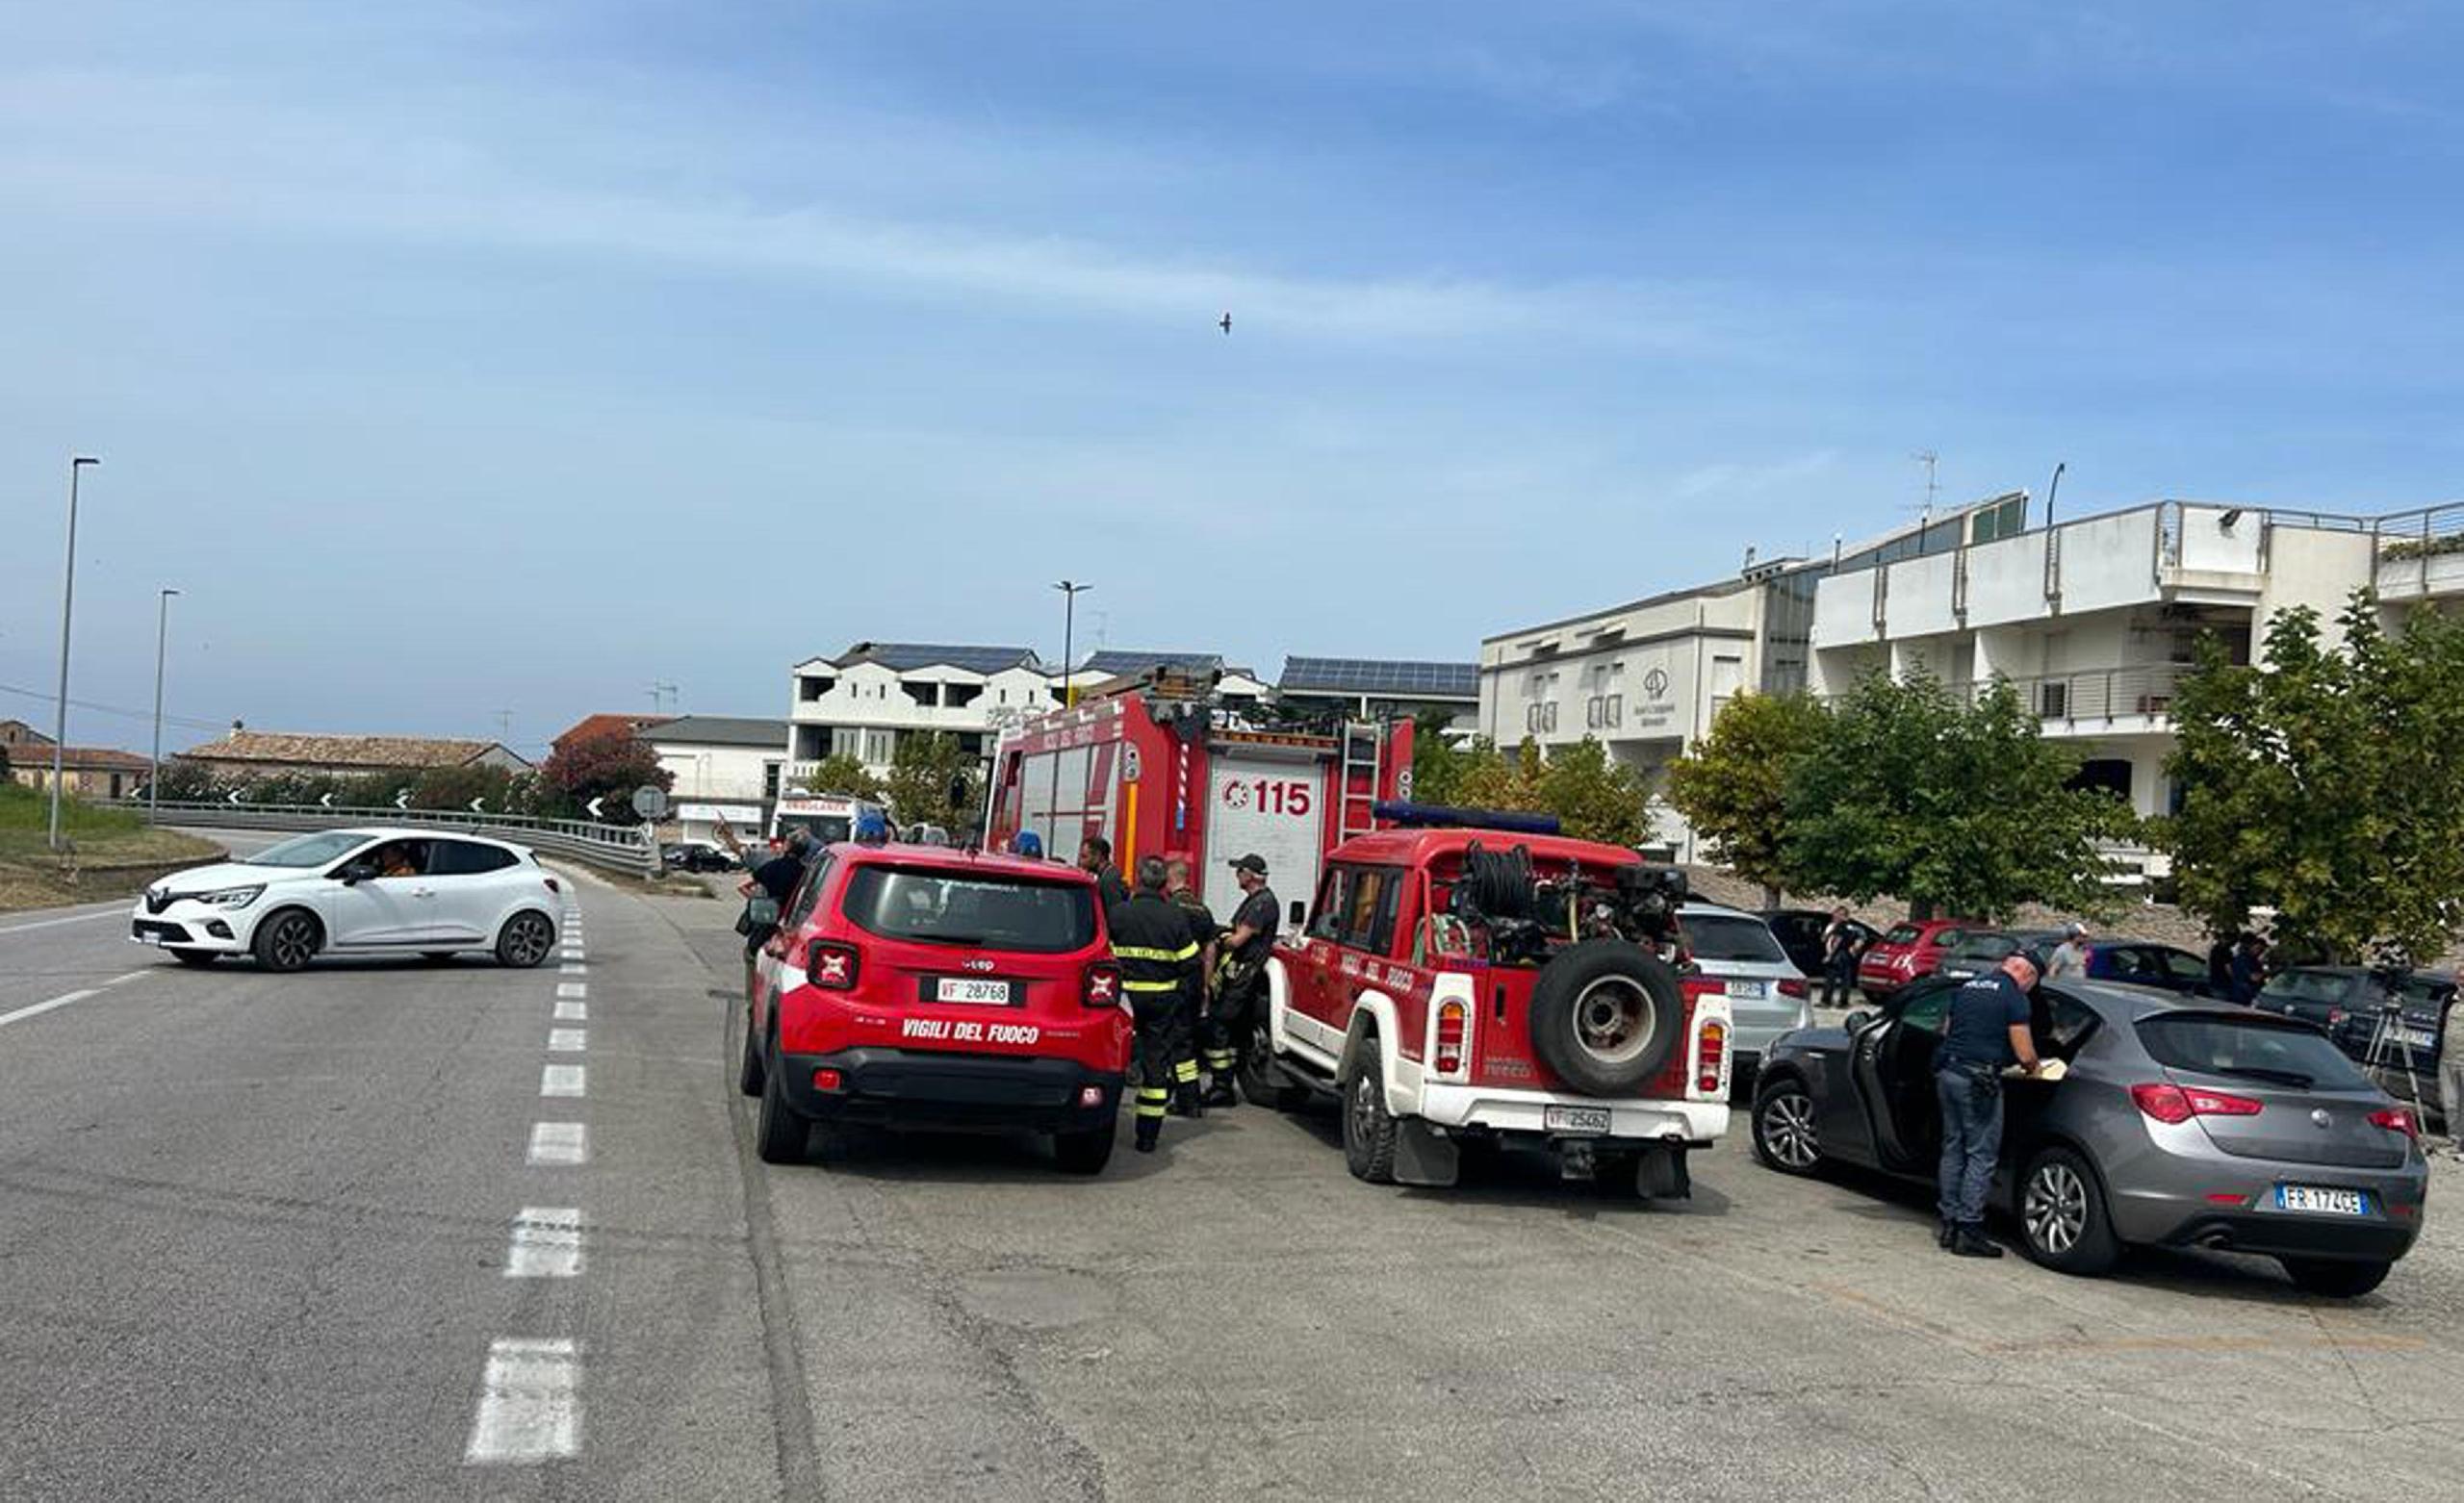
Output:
[
  {"xmin": 1684, "ymin": 915, "xmax": 1787, "ymax": 963},
  {"xmin": 780, "ymin": 814, "xmax": 854, "ymax": 845},
  {"xmin": 242, "ymin": 831, "xmax": 372, "ymax": 868},
  {"xmin": 1882, "ymin": 924, "xmax": 1922, "ymax": 945},
  {"xmin": 840, "ymin": 866, "xmax": 1096, "ymax": 954},
  {"xmin": 2258, "ymin": 971, "xmax": 2351, "ymax": 1005},
  {"xmin": 2136, "ymin": 1015, "xmax": 2372, "ymax": 1091},
  {"xmin": 1951, "ymin": 934, "xmax": 2018, "ymax": 960}
]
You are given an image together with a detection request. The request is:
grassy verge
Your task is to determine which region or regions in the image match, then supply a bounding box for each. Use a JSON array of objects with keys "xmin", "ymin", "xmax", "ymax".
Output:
[{"xmin": 0, "ymin": 783, "xmax": 222, "ymax": 912}]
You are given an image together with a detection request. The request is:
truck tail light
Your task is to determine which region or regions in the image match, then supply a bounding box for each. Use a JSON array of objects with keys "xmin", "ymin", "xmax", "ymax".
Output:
[
  {"xmin": 2130, "ymin": 1083, "xmax": 2262, "ymax": 1125},
  {"xmin": 2369, "ymin": 1108, "xmax": 2419, "ymax": 1140},
  {"xmin": 1697, "ymin": 1019, "xmax": 1727, "ymax": 1095},
  {"xmin": 1434, "ymin": 999, "xmax": 1468, "ymax": 1077},
  {"xmin": 807, "ymin": 940, "xmax": 860, "ymax": 991},
  {"xmin": 1083, "ymin": 961, "xmax": 1122, "ymax": 1009}
]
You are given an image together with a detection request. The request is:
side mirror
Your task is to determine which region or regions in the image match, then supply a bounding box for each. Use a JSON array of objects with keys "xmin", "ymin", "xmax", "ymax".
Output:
[
  {"xmin": 337, "ymin": 863, "xmax": 375, "ymax": 885},
  {"xmin": 1289, "ymin": 900, "xmax": 1305, "ymax": 928},
  {"xmin": 1843, "ymin": 1009, "xmax": 1875, "ymax": 1032}
]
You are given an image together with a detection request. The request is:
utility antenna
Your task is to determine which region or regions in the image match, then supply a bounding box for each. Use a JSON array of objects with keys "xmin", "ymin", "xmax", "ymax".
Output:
[
  {"xmin": 648, "ymin": 681, "xmax": 679, "ymax": 714},
  {"xmin": 494, "ymin": 709, "xmax": 514, "ymax": 742},
  {"xmin": 1911, "ymin": 450, "xmax": 1940, "ymax": 526}
]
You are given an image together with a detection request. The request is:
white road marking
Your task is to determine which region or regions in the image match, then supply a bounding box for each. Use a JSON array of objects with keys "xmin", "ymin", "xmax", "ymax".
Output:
[
  {"xmin": 463, "ymin": 1337, "xmax": 580, "ymax": 1464},
  {"xmin": 548, "ymin": 1028, "xmax": 586, "ymax": 1053},
  {"xmin": 556, "ymin": 982, "xmax": 586, "ymax": 999},
  {"xmin": 553, "ymin": 1001, "xmax": 587, "ymax": 1022},
  {"xmin": 505, "ymin": 1207, "xmax": 583, "ymax": 1277},
  {"xmin": 540, "ymin": 1064, "xmax": 585, "ymax": 1097},
  {"xmin": 560, "ymin": 964, "xmax": 587, "ymax": 975},
  {"xmin": 100, "ymin": 971, "xmax": 153, "ymax": 987},
  {"xmin": 0, "ymin": 989, "xmax": 99, "ymax": 1031},
  {"xmin": 0, "ymin": 907, "xmax": 124, "ymax": 937},
  {"xmin": 526, "ymin": 1122, "xmax": 588, "ymax": 1166}
]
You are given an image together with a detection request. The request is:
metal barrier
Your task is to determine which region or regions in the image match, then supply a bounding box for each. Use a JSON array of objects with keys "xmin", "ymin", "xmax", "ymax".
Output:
[{"xmin": 108, "ymin": 801, "xmax": 660, "ymax": 879}]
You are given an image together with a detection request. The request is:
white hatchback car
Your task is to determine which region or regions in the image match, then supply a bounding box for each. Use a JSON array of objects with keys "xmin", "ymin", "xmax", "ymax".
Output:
[
  {"xmin": 1677, "ymin": 903, "xmax": 1812, "ymax": 1090},
  {"xmin": 132, "ymin": 828, "xmax": 564, "ymax": 971}
]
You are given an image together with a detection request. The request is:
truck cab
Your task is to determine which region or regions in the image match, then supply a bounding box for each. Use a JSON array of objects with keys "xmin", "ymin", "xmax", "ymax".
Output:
[{"xmin": 1248, "ymin": 823, "xmax": 1732, "ymax": 1195}]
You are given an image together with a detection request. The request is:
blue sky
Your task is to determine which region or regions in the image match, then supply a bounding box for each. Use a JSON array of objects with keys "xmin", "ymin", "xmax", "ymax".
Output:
[{"xmin": 3, "ymin": 2, "xmax": 2458, "ymax": 755}]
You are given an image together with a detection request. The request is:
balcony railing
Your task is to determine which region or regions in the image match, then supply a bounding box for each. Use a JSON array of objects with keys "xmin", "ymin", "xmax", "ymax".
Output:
[{"xmin": 1990, "ymin": 665, "xmax": 2192, "ymax": 724}]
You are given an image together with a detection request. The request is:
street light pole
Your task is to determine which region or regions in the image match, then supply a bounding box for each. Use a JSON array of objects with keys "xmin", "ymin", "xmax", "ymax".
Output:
[
  {"xmin": 2045, "ymin": 461, "xmax": 2066, "ymax": 530},
  {"xmin": 151, "ymin": 588, "xmax": 180, "ymax": 820},
  {"xmin": 1049, "ymin": 579, "xmax": 1091, "ymax": 852},
  {"xmin": 47, "ymin": 456, "xmax": 100, "ymax": 850}
]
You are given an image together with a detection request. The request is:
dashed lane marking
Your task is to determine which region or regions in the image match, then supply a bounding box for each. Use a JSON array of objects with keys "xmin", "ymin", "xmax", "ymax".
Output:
[
  {"xmin": 540, "ymin": 1064, "xmax": 586, "ymax": 1097},
  {"xmin": 554, "ymin": 1001, "xmax": 587, "ymax": 1022},
  {"xmin": 556, "ymin": 982, "xmax": 586, "ymax": 999},
  {"xmin": 560, "ymin": 964, "xmax": 587, "ymax": 976},
  {"xmin": 505, "ymin": 1207, "xmax": 583, "ymax": 1277},
  {"xmin": 548, "ymin": 1028, "xmax": 586, "ymax": 1053},
  {"xmin": 463, "ymin": 1337, "xmax": 580, "ymax": 1464},
  {"xmin": 0, "ymin": 989, "xmax": 99, "ymax": 1031},
  {"xmin": 526, "ymin": 1122, "xmax": 588, "ymax": 1166}
]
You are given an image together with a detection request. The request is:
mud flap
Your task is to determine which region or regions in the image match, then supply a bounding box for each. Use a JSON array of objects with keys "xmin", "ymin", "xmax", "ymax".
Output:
[
  {"xmin": 1633, "ymin": 1143, "xmax": 1691, "ymax": 1200},
  {"xmin": 1393, "ymin": 1118, "xmax": 1460, "ymax": 1187}
]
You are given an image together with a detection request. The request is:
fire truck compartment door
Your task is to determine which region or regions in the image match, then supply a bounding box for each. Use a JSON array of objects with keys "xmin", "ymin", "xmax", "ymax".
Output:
[{"xmin": 1202, "ymin": 758, "xmax": 1327, "ymax": 923}]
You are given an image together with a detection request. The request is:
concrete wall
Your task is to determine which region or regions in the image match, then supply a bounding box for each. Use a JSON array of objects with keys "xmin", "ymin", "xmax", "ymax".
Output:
[
  {"xmin": 2176, "ymin": 505, "xmax": 2267, "ymax": 573},
  {"xmin": 2056, "ymin": 508, "xmax": 2163, "ymax": 616},
  {"xmin": 1964, "ymin": 530, "xmax": 2052, "ymax": 627},
  {"xmin": 1884, "ymin": 551, "xmax": 1961, "ymax": 640},
  {"xmin": 1811, "ymin": 567, "xmax": 1879, "ymax": 648},
  {"xmin": 2257, "ymin": 526, "xmax": 2380, "ymax": 645},
  {"xmin": 653, "ymin": 742, "xmax": 780, "ymax": 804}
]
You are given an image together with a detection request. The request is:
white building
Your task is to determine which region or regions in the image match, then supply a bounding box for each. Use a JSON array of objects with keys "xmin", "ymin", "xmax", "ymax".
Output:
[
  {"xmin": 643, "ymin": 715, "xmax": 791, "ymax": 844},
  {"xmin": 1478, "ymin": 557, "xmax": 1833, "ymax": 857},
  {"xmin": 784, "ymin": 643, "xmax": 1270, "ymax": 784},
  {"xmin": 1809, "ymin": 495, "xmax": 2464, "ymax": 879}
]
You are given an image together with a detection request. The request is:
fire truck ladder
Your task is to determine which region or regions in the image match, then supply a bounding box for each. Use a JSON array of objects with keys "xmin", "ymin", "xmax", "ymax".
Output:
[{"xmin": 1337, "ymin": 723, "xmax": 1384, "ymax": 845}]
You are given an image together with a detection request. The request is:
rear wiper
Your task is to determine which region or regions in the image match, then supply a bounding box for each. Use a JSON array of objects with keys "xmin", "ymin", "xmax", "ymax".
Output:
[{"xmin": 2203, "ymin": 1065, "xmax": 2314, "ymax": 1088}]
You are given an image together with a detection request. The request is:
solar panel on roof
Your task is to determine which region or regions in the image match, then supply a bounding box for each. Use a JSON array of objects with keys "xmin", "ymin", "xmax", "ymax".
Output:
[
  {"xmin": 1278, "ymin": 656, "xmax": 1478, "ymax": 697},
  {"xmin": 848, "ymin": 643, "xmax": 1037, "ymax": 674}
]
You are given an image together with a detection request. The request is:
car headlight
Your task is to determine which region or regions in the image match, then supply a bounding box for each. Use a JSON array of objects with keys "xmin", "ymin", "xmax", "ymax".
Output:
[{"xmin": 193, "ymin": 885, "xmax": 265, "ymax": 909}]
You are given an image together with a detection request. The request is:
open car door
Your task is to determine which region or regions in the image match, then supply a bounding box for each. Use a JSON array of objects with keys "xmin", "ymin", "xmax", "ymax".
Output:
[{"xmin": 1850, "ymin": 978, "xmax": 1957, "ymax": 1173}]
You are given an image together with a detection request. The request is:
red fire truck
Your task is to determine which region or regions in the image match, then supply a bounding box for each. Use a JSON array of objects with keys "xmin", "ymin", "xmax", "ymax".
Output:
[{"xmin": 985, "ymin": 679, "xmax": 1415, "ymax": 923}]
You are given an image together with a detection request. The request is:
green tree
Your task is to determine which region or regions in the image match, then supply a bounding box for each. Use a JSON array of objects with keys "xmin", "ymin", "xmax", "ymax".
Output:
[
  {"xmin": 409, "ymin": 762, "xmax": 519, "ymax": 812},
  {"xmin": 1783, "ymin": 673, "xmax": 2135, "ymax": 921},
  {"xmin": 1535, "ymin": 736, "xmax": 1654, "ymax": 846},
  {"xmin": 1454, "ymin": 737, "xmax": 1547, "ymax": 815},
  {"xmin": 1666, "ymin": 692, "xmax": 1829, "ymax": 905},
  {"xmin": 1406, "ymin": 709, "xmax": 1476, "ymax": 806},
  {"xmin": 803, "ymin": 752, "xmax": 885, "ymax": 802},
  {"xmin": 2165, "ymin": 594, "xmax": 2464, "ymax": 963},
  {"xmin": 883, "ymin": 732, "xmax": 983, "ymax": 828}
]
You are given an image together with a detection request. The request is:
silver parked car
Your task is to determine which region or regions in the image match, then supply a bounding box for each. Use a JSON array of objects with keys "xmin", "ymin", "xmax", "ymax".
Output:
[
  {"xmin": 1747, "ymin": 975, "xmax": 2428, "ymax": 1296},
  {"xmin": 1677, "ymin": 903, "xmax": 1810, "ymax": 1096}
]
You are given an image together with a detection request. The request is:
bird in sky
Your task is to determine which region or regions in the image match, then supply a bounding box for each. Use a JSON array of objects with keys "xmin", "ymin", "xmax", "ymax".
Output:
[{"xmin": 1218, "ymin": 312, "xmax": 1232, "ymax": 334}]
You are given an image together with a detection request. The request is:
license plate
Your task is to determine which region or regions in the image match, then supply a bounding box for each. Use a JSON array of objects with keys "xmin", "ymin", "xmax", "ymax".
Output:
[
  {"xmin": 2276, "ymin": 1185, "xmax": 2370, "ymax": 1217},
  {"xmin": 1723, "ymin": 979, "xmax": 1767, "ymax": 1000},
  {"xmin": 2400, "ymin": 1027, "xmax": 2436, "ymax": 1051},
  {"xmin": 1543, "ymin": 1104, "xmax": 1612, "ymax": 1134},
  {"xmin": 933, "ymin": 977, "xmax": 1014, "ymax": 1006},
  {"xmin": 136, "ymin": 930, "xmax": 161, "ymax": 945}
]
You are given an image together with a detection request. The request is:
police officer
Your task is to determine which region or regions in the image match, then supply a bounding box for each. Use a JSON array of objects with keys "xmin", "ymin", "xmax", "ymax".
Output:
[
  {"xmin": 1934, "ymin": 947, "xmax": 2044, "ymax": 1258},
  {"xmin": 1163, "ymin": 854, "xmax": 1218, "ymax": 1118},
  {"xmin": 1202, "ymin": 853, "xmax": 1279, "ymax": 1108},
  {"xmin": 1107, "ymin": 855, "xmax": 1200, "ymax": 1154}
]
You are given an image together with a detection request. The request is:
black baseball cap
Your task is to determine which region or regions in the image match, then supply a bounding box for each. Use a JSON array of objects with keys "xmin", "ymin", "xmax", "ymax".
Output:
[
  {"xmin": 1228, "ymin": 853, "xmax": 1268, "ymax": 875},
  {"xmin": 2009, "ymin": 945, "xmax": 2052, "ymax": 977}
]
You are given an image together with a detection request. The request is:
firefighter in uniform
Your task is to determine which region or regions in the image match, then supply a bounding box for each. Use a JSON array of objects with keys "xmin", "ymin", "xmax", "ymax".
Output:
[
  {"xmin": 1202, "ymin": 853, "xmax": 1279, "ymax": 1108},
  {"xmin": 1107, "ymin": 855, "xmax": 1200, "ymax": 1153},
  {"xmin": 1163, "ymin": 854, "xmax": 1218, "ymax": 1118}
]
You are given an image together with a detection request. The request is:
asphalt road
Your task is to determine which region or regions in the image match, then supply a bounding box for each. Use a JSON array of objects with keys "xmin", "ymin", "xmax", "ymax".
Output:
[{"xmin": 4, "ymin": 857, "xmax": 2462, "ymax": 1500}]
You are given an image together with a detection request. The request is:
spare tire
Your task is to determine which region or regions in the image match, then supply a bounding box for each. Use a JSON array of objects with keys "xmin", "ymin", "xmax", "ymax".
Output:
[{"xmin": 1527, "ymin": 938, "xmax": 1683, "ymax": 1096}]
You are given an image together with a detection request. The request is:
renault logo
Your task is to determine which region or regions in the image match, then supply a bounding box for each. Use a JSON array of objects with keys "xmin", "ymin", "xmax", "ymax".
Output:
[{"xmin": 2311, "ymin": 1108, "xmax": 2333, "ymax": 1128}]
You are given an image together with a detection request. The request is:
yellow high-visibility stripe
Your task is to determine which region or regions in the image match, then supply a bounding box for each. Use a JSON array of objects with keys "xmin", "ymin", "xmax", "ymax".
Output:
[
  {"xmin": 1173, "ymin": 1061, "xmax": 1199, "ymax": 1082},
  {"xmin": 1123, "ymin": 979, "xmax": 1180, "ymax": 993},
  {"xmin": 1113, "ymin": 944, "xmax": 1197, "ymax": 963}
]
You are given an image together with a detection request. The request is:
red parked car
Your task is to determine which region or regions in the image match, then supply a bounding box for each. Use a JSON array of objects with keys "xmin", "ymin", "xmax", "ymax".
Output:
[
  {"xmin": 1855, "ymin": 919, "xmax": 1980, "ymax": 1001},
  {"xmin": 739, "ymin": 843, "xmax": 1134, "ymax": 1174}
]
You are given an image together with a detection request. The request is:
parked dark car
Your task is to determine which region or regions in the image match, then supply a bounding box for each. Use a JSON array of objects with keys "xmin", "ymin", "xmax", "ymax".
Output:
[
  {"xmin": 2083, "ymin": 940, "xmax": 2219, "ymax": 997},
  {"xmin": 1762, "ymin": 908, "xmax": 1880, "ymax": 981},
  {"xmin": 1932, "ymin": 928, "xmax": 2069, "ymax": 981},
  {"xmin": 2253, "ymin": 967, "xmax": 2453, "ymax": 1113},
  {"xmin": 662, "ymin": 841, "xmax": 734, "ymax": 873},
  {"xmin": 1748, "ymin": 976, "xmax": 2428, "ymax": 1295}
]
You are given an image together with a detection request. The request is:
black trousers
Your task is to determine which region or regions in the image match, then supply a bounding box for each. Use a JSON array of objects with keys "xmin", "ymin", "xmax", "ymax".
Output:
[
  {"xmin": 1131, "ymin": 992, "xmax": 1185, "ymax": 1129},
  {"xmin": 1204, "ymin": 966, "xmax": 1265, "ymax": 1082}
]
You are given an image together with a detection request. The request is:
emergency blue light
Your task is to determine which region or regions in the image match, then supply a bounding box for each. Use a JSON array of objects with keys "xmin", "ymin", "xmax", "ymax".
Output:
[{"xmin": 1371, "ymin": 801, "xmax": 1562, "ymax": 835}]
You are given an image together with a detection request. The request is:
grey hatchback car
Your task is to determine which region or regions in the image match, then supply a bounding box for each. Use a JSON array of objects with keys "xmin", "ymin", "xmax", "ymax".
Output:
[{"xmin": 1748, "ymin": 975, "xmax": 2428, "ymax": 1296}]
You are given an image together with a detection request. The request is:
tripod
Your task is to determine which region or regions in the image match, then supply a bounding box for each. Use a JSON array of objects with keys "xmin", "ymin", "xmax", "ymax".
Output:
[{"xmin": 2360, "ymin": 992, "xmax": 2433, "ymax": 1135}]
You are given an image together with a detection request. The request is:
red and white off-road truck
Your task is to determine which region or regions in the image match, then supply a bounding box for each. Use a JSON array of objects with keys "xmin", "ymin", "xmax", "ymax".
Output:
[{"xmin": 1245, "ymin": 817, "xmax": 1732, "ymax": 1196}]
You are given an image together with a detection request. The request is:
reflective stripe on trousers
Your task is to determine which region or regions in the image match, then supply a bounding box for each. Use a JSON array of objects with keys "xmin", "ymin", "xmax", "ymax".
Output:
[{"xmin": 1135, "ymin": 1086, "xmax": 1170, "ymax": 1119}]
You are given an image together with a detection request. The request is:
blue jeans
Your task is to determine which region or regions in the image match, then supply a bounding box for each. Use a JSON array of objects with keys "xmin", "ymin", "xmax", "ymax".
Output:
[{"xmin": 1936, "ymin": 1066, "xmax": 2004, "ymax": 1226}]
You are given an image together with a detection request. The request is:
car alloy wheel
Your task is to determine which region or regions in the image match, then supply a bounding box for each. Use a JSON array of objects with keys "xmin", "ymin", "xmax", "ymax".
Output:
[
  {"xmin": 2024, "ymin": 1159, "xmax": 2090, "ymax": 1258},
  {"xmin": 266, "ymin": 913, "xmax": 319, "ymax": 970},
  {"xmin": 502, "ymin": 912, "xmax": 555, "ymax": 967},
  {"xmin": 1758, "ymin": 1086, "xmax": 1820, "ymax": 1171}
]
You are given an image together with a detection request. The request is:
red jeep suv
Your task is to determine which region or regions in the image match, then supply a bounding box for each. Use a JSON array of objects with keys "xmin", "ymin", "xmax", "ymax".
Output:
[{"xmin": 738, "ymin": 844, "xmax": 1133, "ymax": 1173}]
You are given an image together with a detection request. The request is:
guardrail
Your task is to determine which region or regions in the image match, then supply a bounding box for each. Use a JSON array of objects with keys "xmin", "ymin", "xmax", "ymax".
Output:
[{"xmin": 107, "ymin": 801, "xmax": 660, "ymax": 879}]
